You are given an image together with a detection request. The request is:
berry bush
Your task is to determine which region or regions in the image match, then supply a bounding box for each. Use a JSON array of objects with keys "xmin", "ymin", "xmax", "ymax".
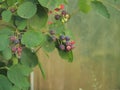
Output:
[{"xmin": 0, "ymin": 0, "xmax": 119, "ymax": 90}]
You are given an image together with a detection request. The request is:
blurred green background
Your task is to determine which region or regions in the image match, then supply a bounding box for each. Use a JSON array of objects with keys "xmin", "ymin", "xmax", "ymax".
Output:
[{"xmin": 34, "ymin": 0, "xmax": 120, "ymax": 90}]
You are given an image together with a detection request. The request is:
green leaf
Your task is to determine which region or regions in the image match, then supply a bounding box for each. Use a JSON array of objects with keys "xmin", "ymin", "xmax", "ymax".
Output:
[
  {"xmin": 78, "ymin": 0, "xmax": 91, "ymax": 13},
  {"xmin": 2, "ymin": 10, "xmax": 12, "ymax": 22},
  {"xmin": 58, "ymin": 50, "xmax": 73, "ymax": 62},
  {"xmin": 7, "ymin": 64, "xmax": 31, "ymax": 89},
  {"xmin": 7, "ymin": 0, "xmax": 17, "ymax": 6},
  {"xmin": 91, "ymin": 1, "xmax": 110, "ymax": 19},
  {"xmin": 12, "ymin": 56, "xmax": 18, "ymax": 65},
  {"xmin": 49, "ymin": 21, "xmax": 65, "ymax": 34},
  {"xmin": 21, "ymin": 48, "xmax": 38, "ymax": 68},
  {"xmin": 21, "ymin": 30, "xmax": 45, "ymax": 48},
  {"xmin": 12, "ymin": 86, "xmax": 21, "ymax": 90},
  {"xmin": 0, "ymin": 35, "xmax": 9, "ymax": 51},
  {"xmin": 0, "ymin": 0, "xmax": 4, "ymax": 3},
  {"xmin": 17, "ymin": 2, "xmax": 37, "ymax": 19},
  {"xmin": 28, "ymin": 5, "xmax": 48, "ymax": 30},
  {"xmin": 38, "ymin": 0, "xmax": 65, "ymax": 10},
  {"xmin": 38, "ymin": 61, "xmax": 46, "ymax": 79},
  {"xmin": 42, "ymin": 35, "xmax": 55, "ymax": 52},
  {"xmin": 15, "ymin": 16, "xmax": 27, "ymax": 30},
  {"xmin": 0, "ymin": 28, "xmax": 14, "ymax": 36},
  {"xmin": 0, "ymin": 75, "xmax": 12, "ymax": 90},
  {"xmin": 2, "ymin": 47, "xmax": 12, "ymax": 60}
]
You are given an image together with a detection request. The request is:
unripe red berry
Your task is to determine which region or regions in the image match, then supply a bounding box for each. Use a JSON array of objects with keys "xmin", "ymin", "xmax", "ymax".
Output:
[
  {"xmin": 59, "ymin": 4, "xmax": 64, "ymax": 10},
  {"xmin": 70, "ymin": 41, "xmax": 75, "ymax": 44}
]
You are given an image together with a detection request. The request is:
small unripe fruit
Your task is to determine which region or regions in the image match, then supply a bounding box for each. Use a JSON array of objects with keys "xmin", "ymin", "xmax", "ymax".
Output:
[
  {"xmin": 59, "ymin": 44, "xmax": 65, "ymax": 50},
  {"xmin": 55, "ymin": 14, "xmax": 61, "ymax": 20},
  {"xmin": 49, "ymin": 30, "xmax": 55, "ymax": 35},
  {"xmin": 65, "ymin": 14, "xmax": 70, "ymax": 19},
  {"xmin": 10, "ymin": 8, "xmax": 16, "ymax": 13}
]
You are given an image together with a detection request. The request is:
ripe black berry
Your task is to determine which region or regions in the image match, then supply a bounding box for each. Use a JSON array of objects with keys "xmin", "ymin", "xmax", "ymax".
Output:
[
  {"xmin": 61, "ymin": 10, "xmax": 67, "ymax": 16},
  {"xmin": 55, "ymin": 14, "xmax": 61, "ymax": 20}
]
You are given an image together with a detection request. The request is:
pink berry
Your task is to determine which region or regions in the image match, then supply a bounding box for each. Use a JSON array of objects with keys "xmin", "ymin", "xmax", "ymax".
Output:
[
  {"xmin": 66, "ymin": 45, "xmax": 71, "ymax": 51},
  {"xmin": 10, "ymin": 36, "xmax": 16, "ymax": 41},
  {"xmin": 11, "ymin": 47, "xmax": 17, "ymax": 52},
  {"xmin": 17, "ymin": 47, "xmax": 22, "ymax": 52}
]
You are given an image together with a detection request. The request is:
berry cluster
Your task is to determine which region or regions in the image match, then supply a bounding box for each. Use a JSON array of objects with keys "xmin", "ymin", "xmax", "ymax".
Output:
[
  {"xmin": 49, "ymin": 30, "xmax": 75, "ymax": 52},
  {"xmin": 10, "ymin": 35, "xmax": 22, "ymax": 58},
  {"xmin": 54, "ymin": 10, "xmax": 70, "ymax": 23},
  {"xmin": 48, "ymin": 4, "xmax": 70, "ymax": 23}
]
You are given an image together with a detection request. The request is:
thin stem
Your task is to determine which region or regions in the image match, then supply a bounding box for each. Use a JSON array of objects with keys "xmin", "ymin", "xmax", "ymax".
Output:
[{"xmin": 35, "ymin": 46, "xmax": 42, "ymax": 53}]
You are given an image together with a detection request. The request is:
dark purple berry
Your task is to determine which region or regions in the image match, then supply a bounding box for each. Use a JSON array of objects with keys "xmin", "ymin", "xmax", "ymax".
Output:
[
  {"xmin": 61, "ymin": 10, "xmax": 67, "ymax": 16},
  {"xmin": 65, "ymin": 41, "xmax": 71, "ymax": 46},
  {"xmin": 55, "ymin": 14, "xmax": 61, "ymax": 20},
  {"xmin": 65, "ymin": 36, "xmax": 70, "ymax": 41},
  {"xmin": 59, "ymin": 44, "xmax": 65, "ymax": 50},
  {"xmin": 60, "ymin": 35, "xmax": 65, "ymax": 40},
  {"xmin": 14, "ymin": 39, "xmax": 19, "ymax": 44},
  {"xmin": 49, "ymin": 30, "xmax": 55, "ymax": 35}
]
